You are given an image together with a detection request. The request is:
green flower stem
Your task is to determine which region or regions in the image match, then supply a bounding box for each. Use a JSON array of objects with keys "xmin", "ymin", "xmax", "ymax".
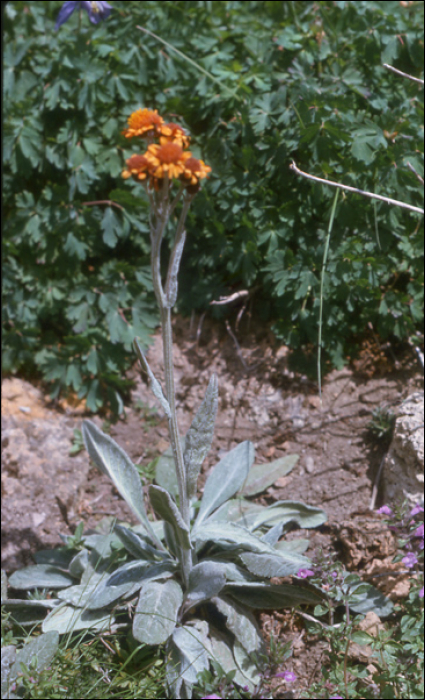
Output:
[
  {"xmin": 149, "ymin": 183, "xmax": 194, "ymax": 585},
  {"xmin": 160, "ymin": 304, "xmax": 193, "ymax": 585}
]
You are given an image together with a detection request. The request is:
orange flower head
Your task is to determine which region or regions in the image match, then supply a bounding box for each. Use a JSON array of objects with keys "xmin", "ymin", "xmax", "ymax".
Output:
[
  {"xmin": 180, "ymin": 156, "xmax": 212, "ymax": 192},
  {"xmin": 122, "ymin": 108, "xmax": 164, "ymax": 139},
  {"xmin": 145, "ymin": 142, "xmax": 192, "ymax": 180},
  {"xmin": 121, "ymin": 154, "xmax": 150, "ymax": 182},
  {"xmin": 160, "ymin": 122, "xmax": 191, "ymax": 149}
]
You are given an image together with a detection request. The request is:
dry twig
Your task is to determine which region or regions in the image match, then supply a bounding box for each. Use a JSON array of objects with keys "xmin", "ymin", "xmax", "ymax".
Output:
[
  {"xmin": 289, "ymin": 161, "xmax": 424, "ymax": 215},
  {"xmin": 383, "ymin": 62, "xmax": 424, "ymax": 85},
  {"xmin": 210, "ymin": 290, "xmax": 250, "ymax": 305}
]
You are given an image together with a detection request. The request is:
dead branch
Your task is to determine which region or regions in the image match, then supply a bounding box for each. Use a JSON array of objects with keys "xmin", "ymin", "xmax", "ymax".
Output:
[
  {"xmin": 383, "ymin": 63, "xmax": 424, "ymax": 85},
  {"xmin": 289, "ymin": 161, "xmax": 424, "ymax": 215},
  {"xmin": 81, "ymin": 199, "xmax": 124, "ymax": 210},
  {"xmin": 210, "ymin": 290, "xmax": 250, "ymax": 305}
]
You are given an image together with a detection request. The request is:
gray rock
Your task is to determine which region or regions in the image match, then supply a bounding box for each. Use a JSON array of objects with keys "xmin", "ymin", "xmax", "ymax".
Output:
[{"xmin": 383, "ymin": 391, "xmax": 424, "ymax": 508}]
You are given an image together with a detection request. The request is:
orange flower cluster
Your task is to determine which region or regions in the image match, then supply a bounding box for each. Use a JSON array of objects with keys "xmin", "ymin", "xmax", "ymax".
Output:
[{"xmin": 121, "ymin": 108, "xmax": 211, "ymax": 193}]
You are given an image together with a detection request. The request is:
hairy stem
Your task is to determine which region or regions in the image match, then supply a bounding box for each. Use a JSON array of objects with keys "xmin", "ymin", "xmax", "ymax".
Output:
[
  {"xmin": 149, "ymin": 185, "xmax": 193, "ymax": 585},
  {"xmin": 160, "ymin": 304, "xmax": 192, "ymax": 584}
]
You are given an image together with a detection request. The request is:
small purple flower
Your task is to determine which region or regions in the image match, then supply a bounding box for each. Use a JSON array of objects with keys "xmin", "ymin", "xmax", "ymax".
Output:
[
  {"xmin": 202, "ymin": 696, "xmax": 222, "ymax": 699},
  {"xmin": 419, "ymin": 586, "xmax": 424, "ymax": 598},
  {"xmin": 410, "ymin": 504, "xmax": 424, "ymax": 516},
  {"xmin": 413, "ymin": 523, "xmax": 424, "ymax": 538},
  {"xmin": 330, "ymin": 696, "xmax": 344, "ymax": 699},
  {"xmin": 377, "ymin": 505, "xmax": 393, "ymax": 516},
  {"xmin": 297, "ymin": 568, "xmax": 315, "ymax": 578},
  {"xmin": 402, "ymin": 552, "xmax": 418, "ymax": 568},
  {"xmin": 55, "ymin": 1, "xmax": 112, "ymax": 30},
  {"xmin": 274, "ymin": 671, "xmax": 297, "ymax": 682}
]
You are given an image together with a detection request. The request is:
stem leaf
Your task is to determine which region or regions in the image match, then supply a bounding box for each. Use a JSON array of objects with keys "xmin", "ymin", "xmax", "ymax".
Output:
[
  {"xmin": 165, "ymin": 229, "xmax": 186, "ymax": 308},
  {"xmin": 184, "ymin": 374, "xmax": 219, "ymax": 499},
  {"xmin": 134, "ymin": 338, "xmax": 171, "ymax": 418}
]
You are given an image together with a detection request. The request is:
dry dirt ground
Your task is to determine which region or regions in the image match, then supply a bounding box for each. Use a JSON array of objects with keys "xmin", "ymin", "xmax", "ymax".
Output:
[{"xmin": 2, "ymin": 315, "xmax": 424, "ymax": 697}]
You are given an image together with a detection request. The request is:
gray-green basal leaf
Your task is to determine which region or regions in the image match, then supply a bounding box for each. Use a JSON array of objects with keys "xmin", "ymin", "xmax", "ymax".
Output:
[
  {"xmin": 133, "ymin": 578, "xmax": 183, "ymax": 645},
  {"xmin": 8, "ymin": 565, "xmax": 74, "ymax": 590},
  {"xmin": 240, "ymin": 453, "xmax": 299, "ymax": 497},
  {"xmin": 211, "ymin": 595, "xmax": 266, "ymax": 656},
  {"xmin": 42, "ymin": 602, "xmax": 113, "ymax": 634},
  {"xmin": 86, "ymin": 560, "xmax": 176, "ymax": 610},
  {"xmin": 194, "ymin": 441, "xmax": 255, "ymax": 531},
  {"xmin": 149, "ymin": 484, "xmax": 192, "ymax": 551},
  {"xmin": 167, "ymin": 623, "xmax": 210, "ymax": 685},
  {"xmin": 184, "ymin": 561, "xmax": 226, "ymax": 611},
  {"xmin": 82, "ymin": 420, "xmax": 161, "ymax": 547},
  {"xmin": 250, "ymin": 500, "xmax": 327, "ymax": 531}
]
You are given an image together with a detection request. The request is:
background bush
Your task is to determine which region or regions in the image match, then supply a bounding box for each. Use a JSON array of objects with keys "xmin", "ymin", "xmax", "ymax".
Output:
[{"xmin": 3, "ymin": 0, "xmax": 424, "ymax": 412}]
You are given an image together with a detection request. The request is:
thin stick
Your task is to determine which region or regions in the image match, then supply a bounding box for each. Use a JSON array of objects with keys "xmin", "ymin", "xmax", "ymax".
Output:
[
  {"xmin": 81, "ymin": 199, "xmax": 124, "ymax": 210},
  {"xmin": 406, "ymin": 161, "xmax": 424, "ymax": 185},
  {"xmin": 383, "ymin": 63, "xmax": 424, "ymax": 85},
  {"xmin": 289, "ymin": 161, "xmax": 424, "ymax": 215},
  {"xmin": 210, "ymin": 290, "xmax": 249, "ymax": 306}
]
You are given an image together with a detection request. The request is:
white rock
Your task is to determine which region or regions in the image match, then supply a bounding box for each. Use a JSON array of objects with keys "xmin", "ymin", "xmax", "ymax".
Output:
[{"xmin": 383, "ymin": 392, "xmax": 424, "ymax": 508}]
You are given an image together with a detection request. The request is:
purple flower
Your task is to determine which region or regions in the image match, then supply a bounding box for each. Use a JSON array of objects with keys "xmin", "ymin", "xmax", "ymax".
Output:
[
  {"xmin": 202, "ymin": 696, "xmax": 222, "ymax": 699},
  {"xmin": 55, "ymin": 1, "xmax": 112, "ymax": 30},
  {"xmin": 274, "ymin": 671, "xmax": 297, "ymax": 682},
  {"xmin": 297, "ymin": 568, "xmax": 315, "ymax": 578},
  {"xmin": 419, "ymin": 586, "xmax": 424, "ymax": 598},
  {"xmin": 410, "ymin": 504, "xmax": 424, "ymax": 516},
  {"xmin": 329, "ymin": 696, "xmax": 344, "ymax": 699},
  {"xmin": 402, "ymin": 552, "xmax": 418, "ymax": 568},
  {"xmin": 377, "ymin": 505, "xmax": 393, "ymax": 516},
  {"xmin": 413, "ymin": 523, "xmax": 424, "ymax": 538}
]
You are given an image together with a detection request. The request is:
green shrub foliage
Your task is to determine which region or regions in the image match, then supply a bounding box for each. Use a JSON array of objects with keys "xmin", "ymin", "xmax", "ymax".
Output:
[{"xmin": 3, "ymin": 1, "xmax": 424, "ymax": 411}]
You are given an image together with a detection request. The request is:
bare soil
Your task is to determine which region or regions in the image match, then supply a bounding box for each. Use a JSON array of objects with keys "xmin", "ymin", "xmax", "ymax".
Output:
[{"xmin": 2, "ymin": 314, "xmax": 423, "ymax": 697}]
